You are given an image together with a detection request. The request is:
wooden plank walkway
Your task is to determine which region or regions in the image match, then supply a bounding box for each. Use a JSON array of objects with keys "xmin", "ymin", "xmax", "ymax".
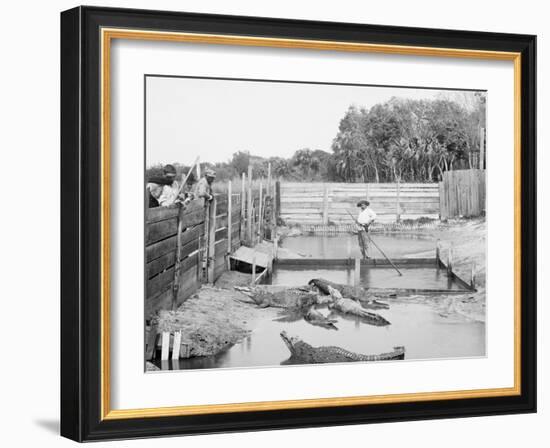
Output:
[
  {"xmin": 230, "ymin": 246, "xmax": 271, "ymax": 269},
  {"xmin": 274, "ymin": 257, "xmax": 475, "ymax": 293},
  {"xmin": 276, "ymin": 257, "xmax": 437, "ymax": 267}
]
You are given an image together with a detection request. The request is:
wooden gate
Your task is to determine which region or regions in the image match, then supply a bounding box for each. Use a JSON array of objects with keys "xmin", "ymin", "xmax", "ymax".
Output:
[{"xmin": 439, "ymin": 169, "xmax": 486, "ymax": 219}]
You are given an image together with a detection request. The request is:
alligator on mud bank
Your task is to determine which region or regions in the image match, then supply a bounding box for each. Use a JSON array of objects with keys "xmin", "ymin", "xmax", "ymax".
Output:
[
  {"xmin": 309, "ymin": 278, "xmax": 390, "ymax": 310},
  {"xmin": 235, "ymin": 286, "xmax": 320, "ymax": 309},
  {"xmin": 280, "ymin": 331, "xmax": 405, "ymax": 364}
]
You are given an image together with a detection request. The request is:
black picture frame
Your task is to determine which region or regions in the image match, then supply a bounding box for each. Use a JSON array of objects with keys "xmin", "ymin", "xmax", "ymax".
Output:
[{"xmin": 61, "ymin": 5, "xmax": 536, "ymax": 442}]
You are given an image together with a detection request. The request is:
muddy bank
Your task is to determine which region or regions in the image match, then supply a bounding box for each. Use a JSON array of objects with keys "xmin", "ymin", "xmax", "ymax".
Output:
[
  {"xmin": 409, "ymin": 218, "xmax": 486, "ymax": 322},
  {"xmin": 157, "ymin": 283, "xmax": 277, "ymax": 358}
]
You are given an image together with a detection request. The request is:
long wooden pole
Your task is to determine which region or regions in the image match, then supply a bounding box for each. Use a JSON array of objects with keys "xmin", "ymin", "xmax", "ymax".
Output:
[
  {"xmin": 176, "ymin": 156, "xmax": 200, "ymax": 196},
  {"xmin": 346, "ymin": 210, "xmax": 402, "ymax": 276}
]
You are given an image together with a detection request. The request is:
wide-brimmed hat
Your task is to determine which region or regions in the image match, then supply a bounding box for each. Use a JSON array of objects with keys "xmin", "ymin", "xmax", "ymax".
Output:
[
  {"xmin": 356, "ymin": 199, "xmax": 370, "ymax": 207},
  {"xmin": 205, "ymin": 169, "xmax": 216, "ymax": 178}
]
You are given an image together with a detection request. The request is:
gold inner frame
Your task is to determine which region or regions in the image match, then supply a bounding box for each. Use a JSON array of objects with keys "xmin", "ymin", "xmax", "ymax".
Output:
[{"xmin": 100, "ymin": 27, "xmax": 522, "ymax": 420}]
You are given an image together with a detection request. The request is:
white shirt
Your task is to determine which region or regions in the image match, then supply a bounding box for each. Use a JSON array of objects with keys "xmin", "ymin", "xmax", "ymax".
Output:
[
  {"xmin": 357, "ymin": 207, "xmax": 376, "ymax": 226},
  {"xmin": 157, "ymin": 181, "xmax": 180, "ymax": 206}
]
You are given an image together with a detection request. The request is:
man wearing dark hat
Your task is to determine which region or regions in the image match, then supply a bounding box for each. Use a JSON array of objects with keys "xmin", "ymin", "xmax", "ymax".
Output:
[
  {"xmin": 356, "ymin": 199, "xmax": 377, "ymax": 259},
  {"xmin": 194, "ymin": 168, "xmax": 216, "ymax": 203}
]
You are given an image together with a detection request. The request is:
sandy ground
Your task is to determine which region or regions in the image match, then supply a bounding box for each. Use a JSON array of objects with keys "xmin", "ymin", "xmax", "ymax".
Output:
[
  {"xmin": 395, "ymin": 218, "xmax": 486, "ymax": 322},
  {"xmin": 157, "ymin": 275, "xmax": 277, "ymax": 358}
]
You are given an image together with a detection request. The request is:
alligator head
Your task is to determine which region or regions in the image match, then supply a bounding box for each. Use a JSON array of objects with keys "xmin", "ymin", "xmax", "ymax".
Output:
[{"xmin": 280, "ymin": 331, "xmax": 299, "ymax": 355}]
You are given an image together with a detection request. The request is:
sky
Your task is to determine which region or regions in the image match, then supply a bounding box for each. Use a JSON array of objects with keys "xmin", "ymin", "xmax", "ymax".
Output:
[{"xmin": 145, "ymin": 76, "xmax": 479, "ymax": 167}]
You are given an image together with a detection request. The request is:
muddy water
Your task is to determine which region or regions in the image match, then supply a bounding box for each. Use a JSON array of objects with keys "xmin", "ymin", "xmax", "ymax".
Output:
[
  {"xmin": 164, "ymin": 233, "xmax": 483, "ymax": 371},
  {"xmin": 280, "ymin": 233, "xmax": 435, "ymax": 259},
  {"xmin": 172, "ymin": 302, "xmax": 485, "ymax": 370}
]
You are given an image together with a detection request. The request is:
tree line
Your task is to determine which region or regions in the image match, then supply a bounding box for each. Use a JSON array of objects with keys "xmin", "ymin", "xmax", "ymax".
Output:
[{"xmin": 147, "ymin": 93, "xmax": 486, "ymax": 184}]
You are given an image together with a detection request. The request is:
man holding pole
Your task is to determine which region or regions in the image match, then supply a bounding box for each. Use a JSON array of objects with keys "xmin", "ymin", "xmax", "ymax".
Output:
[{"xmin": 356, "ymin": 199, "xmax": 376, "ymax": 259}]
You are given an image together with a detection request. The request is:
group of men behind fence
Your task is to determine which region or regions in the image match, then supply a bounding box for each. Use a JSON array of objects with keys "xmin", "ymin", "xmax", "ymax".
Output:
[{"xmin": 147, "ymin": 164, "xmax": 216, "ymax": 208}]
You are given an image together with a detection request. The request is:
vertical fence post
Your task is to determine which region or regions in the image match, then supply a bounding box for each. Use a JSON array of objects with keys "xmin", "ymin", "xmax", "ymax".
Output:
[
  {"xmin": 251, "ymin": 252, "xmax": 256, "ymax": 285},
  {"xmin": 447, "ymin": 245, "xmax": 453, "ymax": 276},
  {"xmin": 258, "ymin": 179, "xmax": 263, "ymax": 243},
  {"xmin": 171, "ymin": 207, "xmax": 184, "ymax": 310},
  {"xmin": 273, "ymin": 235, "xmax": 279, "ymax": 260},
  {"xmin": 479, "ymin": 127, "xmax": 485, "ymax": 170},
  {"xmin": 322, "ymin": 184, "xmax": 329, "ymax": 225},
  {"xmin": 201, "ymin": 203, "xmax": 210, "ymax": 283},
  {"xmin": 439, "ymin": 181, "xmax": 445, "ymax": 220},
  {"xmin": 275, "ymin": 180, "xmax": 281, "ymax": 225},
  {"xmin": 240, "ymin": 172, "xmax": 246, "ymax": 243},
  {"xmin": 247, "ymin": 165, "xmax": 253, "ymax": 245},
  {"xmin": 145, "ymin": 317, "xmax": 158, "ymax": 361},
  {"xmin": 227, "ymin": 180, "xmax": 232, "ymax": 269},
  {"xmin": 470, "ymin": 263, "xmax": 476, "ymax": 290},
  {"xmin": 354, "ymin": 258, "xmax": 361, "ymax": 286},
  {"xmin": 207, "ymin": 198, "xmax": 217, "ymax": 284},
  {"xmin": 161, "ymin": 332, "xmax": 170, "ymax": 361},
  {"xmin": 267, "ymin": 162, "xmax": 272, "ymax": 198},
  {"xmin": 172, "ymin": 331, "xmax": 182, "ymax": 360},
  {"xmin": 396, "ymin": 180, "xmax": 401, "ymax": 222},
  {"xmin": 435, "ymin": 239, "xmax": 441, "ymax": 267}
]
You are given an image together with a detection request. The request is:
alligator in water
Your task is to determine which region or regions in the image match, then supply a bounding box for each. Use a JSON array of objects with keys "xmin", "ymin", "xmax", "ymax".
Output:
[
  {"xmin": 235, "ymin": 286, "xmax": 320, "ymax": 309},
  {"xmin": 280, "ymin": 331, "xmax": 405, "ymax": 364},
  {"xmin": 309, "ymin": 278, "xmax": 390, "ymax": 310},
  {"xmin": 327, "ymin": 286, "xmax": 391, "ymax": 326}
]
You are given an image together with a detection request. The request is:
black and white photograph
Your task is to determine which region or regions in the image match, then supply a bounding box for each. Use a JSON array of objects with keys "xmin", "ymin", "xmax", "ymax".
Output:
[{"xmin": 144, "ymin": 75, "xmax": 487, "ymax": 371}]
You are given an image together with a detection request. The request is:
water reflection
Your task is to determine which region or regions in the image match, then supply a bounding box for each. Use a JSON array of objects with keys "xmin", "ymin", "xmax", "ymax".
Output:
[
  {"xmin": 281, "ymin": 234, "xmax": 435, "ymax": 259},
  {"xmin": 166, "ymin": 302, "xmax": 485, "ymax": 371}
]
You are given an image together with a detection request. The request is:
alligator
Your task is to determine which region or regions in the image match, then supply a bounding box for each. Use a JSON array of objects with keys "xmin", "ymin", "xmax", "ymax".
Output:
[
  {"xmin": 235, "ymin": 286, "xmax": 320, "ymax": 309},
  {"xmin": 309, "ymin": 278, "xmax": 390, "ymax": 310},
  {"xmin": 327, "ymin": 286, "xmax": 391, "ymax": 326},
  {"xmin": 280, "ymin": 331, "xmax": 405, "ymax": 364},
  {"xmin": 304, "ymin": 307, "xmax": 338, "ymax": 330}
]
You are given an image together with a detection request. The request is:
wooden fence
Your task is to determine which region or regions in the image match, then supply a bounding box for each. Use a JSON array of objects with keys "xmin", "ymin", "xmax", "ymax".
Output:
[
  {"xmin": 145, "ymin": 193, "xmax": 240, "ymax": 318},
  {"xmin": 439, "ymin": 169, "xmax": 486, "ymax": 219},
  {"xmin": 279, "ymin": 182, "xmax": 440, "ymax": 225},
  {"xmin": 145, "ymin": 177, "xmax": 275, "ymax": 319}
]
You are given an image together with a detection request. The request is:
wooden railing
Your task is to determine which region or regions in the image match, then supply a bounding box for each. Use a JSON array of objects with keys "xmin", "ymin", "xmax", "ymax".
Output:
[{"xmin": 279, "ymin": 182, "xmax": 440, "ymax": 224}]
